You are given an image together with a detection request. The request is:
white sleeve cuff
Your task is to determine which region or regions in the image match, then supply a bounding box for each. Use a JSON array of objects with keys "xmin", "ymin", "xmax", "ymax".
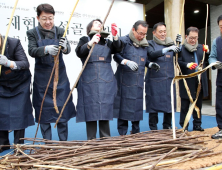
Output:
[
  {"xmin": 148, "ymin": 62, "xmax": 154, "ymax": 68},
  {"xmin": 121, "ymin": 59, "xmax": 127, "ymax": 65},
  {"xmin": 11, "ymin": 61, "xmax": 17, "ymax": 70}
]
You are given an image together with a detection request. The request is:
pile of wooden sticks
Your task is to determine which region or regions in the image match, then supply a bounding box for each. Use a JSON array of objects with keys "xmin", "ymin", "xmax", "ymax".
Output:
[{"xmin": 0, "ymin": 129, "xmax": 221, "ymax": 170}]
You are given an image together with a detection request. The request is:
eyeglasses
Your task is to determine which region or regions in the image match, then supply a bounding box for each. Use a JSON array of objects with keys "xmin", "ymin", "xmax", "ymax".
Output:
[
  {"xmin": 40, "ymin": 17, "xmax": 54, "ymax": 22},
  {"xmin": 136, "ymin": 31, "xmax": 147, "ymax": 37},
  {"xmin": 188, "ymin": 36, "xmax": 198, "ymax": 40}
]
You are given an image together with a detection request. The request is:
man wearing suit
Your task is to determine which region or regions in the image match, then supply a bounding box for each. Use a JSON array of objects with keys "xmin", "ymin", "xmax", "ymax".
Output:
[
  {"xmin": 178, "ymin": 26, "xmax": 208, "ymax": 131},
  {"xmin": 0, "ymin": 34, "xmax": 34, "ymax": 152}
]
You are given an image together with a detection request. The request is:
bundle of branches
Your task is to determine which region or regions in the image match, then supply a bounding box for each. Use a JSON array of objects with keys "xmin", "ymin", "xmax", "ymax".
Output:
[{"xmin": 0, "ymin": 129, "xmax": 221, "ymax": 170}]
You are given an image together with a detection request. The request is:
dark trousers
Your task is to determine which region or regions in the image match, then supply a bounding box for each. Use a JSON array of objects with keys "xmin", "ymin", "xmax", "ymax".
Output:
[
  {"xmin": 117, "ymin": 119, "xmax": 140, "ymax": 135},
  {"xmin": 149, "ymin": 113, "xmax": 172, "ymax": 130},
  {"xmin": 216, "ymin": 86, "xmax": 222, "ymax": 129},
  {"xmin": 180, "ymin": 91, "xmax": 203, "ymax": 128},
  {"xmin": 0, "ymin": 129, "xmax": 25, "ymax": 146},
  {"xmin": 86, "ymin": 120, "xmax": 110, "ymax": 140},
  {"xmin": 40, "ymin": 122, "xmax": 68, "ymax": 141}
]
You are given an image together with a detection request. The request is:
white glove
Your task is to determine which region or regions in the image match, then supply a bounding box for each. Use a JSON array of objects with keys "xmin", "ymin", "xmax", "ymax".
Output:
[
  {"xmin": 126, "ymin": 60, "xmax": 138, "ymax": 71},
  {"xmin": 162, "ymin": 45, "xmax": 180, "ymax": 54},
  {"xmin": 45, "ymin": 45, "xmax": 59, "ymax": 55},
  {"xmin": 149, "ymin": 62, "xmax": 160, "ymax": 72},
  {"xmin": 0, "ymin": 54, "xmax": 11, "ymax": 67},
  {"xmin": 214, "ymin": 61, "xmax": 222, "ymax": 69},
  {"xmin": 88, "ymin": 34, "xmax": 101, "ymax": 47},
  {"xmin": 59, "ymin": 37, "xmax": 68, "ymax": 51}
]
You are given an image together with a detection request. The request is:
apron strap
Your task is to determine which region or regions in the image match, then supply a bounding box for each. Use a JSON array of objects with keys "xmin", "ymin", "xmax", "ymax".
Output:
[
  {"xmin": 35, "ymin": 27, "xmax": 41, "ymax": 40},
  {"xmin": 105, "ymin": 39, "xmax": 108, "ymax": 47},
  {"xmin": 54, "ymin": 27, "xmax": 57, "ymax": 39}
]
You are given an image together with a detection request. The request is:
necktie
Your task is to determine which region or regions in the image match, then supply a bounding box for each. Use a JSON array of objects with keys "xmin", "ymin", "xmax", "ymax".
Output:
[{"xmin": 194, "ymin": 51, "xmax": 198, "ymax": 72}]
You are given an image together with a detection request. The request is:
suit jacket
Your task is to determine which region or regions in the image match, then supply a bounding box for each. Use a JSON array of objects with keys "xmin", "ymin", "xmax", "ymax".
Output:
[
  {"xmin": 4, "ymin": 37, "xmax": 29, "ymax": 70},
  {"xmin": 178, "ymin": 44, "xmax": 208, "ymax": 99}
]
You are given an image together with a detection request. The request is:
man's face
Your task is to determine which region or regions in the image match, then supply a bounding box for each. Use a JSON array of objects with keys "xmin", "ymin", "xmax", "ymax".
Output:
[
  {"xmin": 91, "ymin": 20, "xmax": 102, "ymax": 32},
  {"xmin": 37, "ymin": 11, "xmax": 54, "ymax": 30},
  {"xmin": 186, "ymin": 31, "xmax": 198, "ymax": 46},
  {"xmin": 132, "ymin": 25, "xmax": 148, "ymax": 41},
  {"xmin": 153, "ymin": 25, "xmax": 167, "ymax": 41},
  {"xmin": 219, "ymin": 20, "xmax": 222, "ymax": 34}
]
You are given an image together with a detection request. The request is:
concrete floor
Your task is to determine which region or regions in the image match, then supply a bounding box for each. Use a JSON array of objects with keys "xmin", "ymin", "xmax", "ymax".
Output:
[{"xmin": 202, "ymin": 100, "xmax": 216, "ymax": 116}]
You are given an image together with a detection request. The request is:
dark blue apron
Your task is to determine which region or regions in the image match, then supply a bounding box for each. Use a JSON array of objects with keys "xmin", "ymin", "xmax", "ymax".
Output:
[
  {"xmin": 145, "ymin": 41, "xmax": 176, "ymax": 113},
  {"xmin": 113, "ymin": 36, "xmax": 147, "ymax": 121},
  {"xmin": 33, "ymin": 27, "xmax": 76, "ymax": 123},
  {"xmin": 76, "ymin": 37, "xmax": 117, "ymax": 122},
  {"xmin": 0, "ymin": 44, "xmax": 34, "ymax": 130},
  {"xmin": 216, "ymin": 36, "xmax": 222, "ymax": 87}
]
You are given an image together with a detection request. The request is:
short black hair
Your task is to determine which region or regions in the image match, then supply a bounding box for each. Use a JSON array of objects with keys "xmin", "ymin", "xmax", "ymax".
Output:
[
  {"xmin": 186, "ymin": 26, "xmax": 199, "ymax": 35},
  {"xmin": 86, "ymin": 19, "xmax": 102, "ymax": 35},
  {"xmin": 153, "ymin": 22, "xmax": 166, "ymax": 31},
  {"xmin": 36, "ymin": 4, "xmax": 55, "ymax": 17},
  {"xmin": 217, "ymin": 15, "xmax": 222, "ymax": 25},
  {"xmin": 133, "ymin": 20, "xmax": 148, "ymax": 31}
]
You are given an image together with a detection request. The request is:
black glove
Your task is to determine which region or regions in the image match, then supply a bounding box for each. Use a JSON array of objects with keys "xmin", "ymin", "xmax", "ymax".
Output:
[
  {"xmin": 59, "ymin": 37, "xmax": 68, "ymax": 50},
  {"xmin": 149, "ymin": 62, "xmax": 160, "ymax": 72},
  {"xmin": 176, "ymin": 34, "xmax": 182, "ymax": 44}
]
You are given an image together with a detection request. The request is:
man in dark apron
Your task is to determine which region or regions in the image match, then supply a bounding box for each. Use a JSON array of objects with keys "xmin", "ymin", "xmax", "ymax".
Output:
[
  {"xmin": 178, "ymin": 27, "xmax": 208, "ymax": 131},
  {"xmin": 26, "ymin": 4, "xmax": 76, "ymax": 141},
  {"xmin": 0, "ymin": 34, "xmax": 34, "ymax": 152},
  {"xmin": 209, "ymin": 15, "xmax": 222, "ymax": 139},
  {"xmin": 113, "ymin": 20, "xmax": 160, "ymax": 135},
  {"xmin": 145, "ymin": 22, "xmax": 180, "ymax": 130}
]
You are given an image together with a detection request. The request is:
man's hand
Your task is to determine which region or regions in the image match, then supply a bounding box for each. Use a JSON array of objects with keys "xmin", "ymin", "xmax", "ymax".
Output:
[
  {"xmin": 0, "ymin": 54, "xmax": 11, "ymax": 67},
  {"xmin": 59, "ymin": 37, "xmax": 68, "ymax": 51},
  {"xmin": 45, "ymin": 45, "xmax": 59, "ymax": 55},
  {"xmin": 162, "ymin": 45, "xmax": 180, "ymax": 54},
  {"xmin": 149, "ymin": 62, "xmax": 160, "ymax": 72},
  {"xmin": 176, "ymin": 34, "xmax": 182, "ymax": 44},
  {"xmin": 187, "ymin": 62, "xmax": 198, "ymax": 70},
  {"xmin": 203, "ymin": 44, "xmax": 209, "ymax": 53},
  {"xmin": 214, "ymin": 61, "xmax": 222, "ymax": 69},
  {"xmin": 126, "ymin": 60, "xmax": 138, "ymax": 71},
  {"xmin": 168, "ymin": 45, "xmax": 180, "ymax": 53}
]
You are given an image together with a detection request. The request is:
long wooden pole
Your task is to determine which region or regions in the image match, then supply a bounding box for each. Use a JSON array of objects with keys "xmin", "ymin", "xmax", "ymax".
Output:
[
  {"xmin": 0, "ymin": 0, "xmax": 19, "ymax": 75},
  {"xmin": 33, "ymin": 0, "xmax": 80, "ymax": 146},
  {"xmin": 52, "ymin": 0, "xmax": 80, "ymax": 113},
  {"xmin": 54, "ymin": 0, "xmax": 116, "ymax": 128},
  {"xmin": 172, "ymin": 0, "xmax": 185, "ymax": 139}
]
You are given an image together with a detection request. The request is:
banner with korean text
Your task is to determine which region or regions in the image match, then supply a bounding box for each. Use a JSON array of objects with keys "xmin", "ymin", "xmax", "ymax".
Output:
[{"xmin": 0, "ymin": 0, "xmax": 144, "ymax": 104}]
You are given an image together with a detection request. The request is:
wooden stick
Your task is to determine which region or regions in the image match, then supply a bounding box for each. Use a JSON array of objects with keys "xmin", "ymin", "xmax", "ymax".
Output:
[
  {"xmin": 32, "ymin": 49, "xmax": 60, "ymax": 150},
  {"xmin": 172, "ymin": 0, "xmax": 185, "ymax": 139},
  {"xmin": 53, "ymin": 54, "xmax": 59, "ymax": 113},
  {"xmin": 179, "ymin": 0, "xmax": 185, "ymax": 35},
  {"xmin": 54, "ymin": 0, "xmax": 116, "ymax": 128},
  {"xmin": 0, "ymin": 0, "xmax": 19, "ymax": 75},
  {"xmin": 197, "ymin": 4, "xmax": 209, "ymax": 70},
  {"xmin": 149, "ymin": 147, "xmax": 178, "ymax": 170},
  {"xmin": 52, "ymin": 0, "xmax": 80, "ymax": 112}
]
